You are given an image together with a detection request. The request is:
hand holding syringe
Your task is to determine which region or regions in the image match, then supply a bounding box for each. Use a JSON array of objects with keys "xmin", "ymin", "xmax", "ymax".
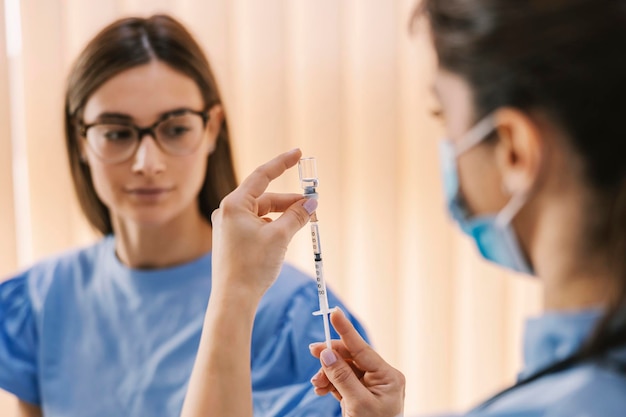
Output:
[{"xmin": 298, "ymin": 157, "xmax": 337, "ymax": 351}]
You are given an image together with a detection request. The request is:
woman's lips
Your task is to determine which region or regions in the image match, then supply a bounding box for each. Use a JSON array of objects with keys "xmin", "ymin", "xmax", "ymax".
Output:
[
  {"xmin": 126, "ymin": 187, "xmax": 174, "ymax": 202},
  {"xmin": 129, "ymin": 187, "xmax": 171, "ymax": 194}
]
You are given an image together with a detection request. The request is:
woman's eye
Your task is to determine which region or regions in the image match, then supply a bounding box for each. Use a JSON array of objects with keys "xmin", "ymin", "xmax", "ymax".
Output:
[
  {"xmin": 163, "ymin": 126, "xmax": 191, "ymax": 138},
  {"xmin": 104, "ymin": 128, "xmax": 134, "ymax": 141}
]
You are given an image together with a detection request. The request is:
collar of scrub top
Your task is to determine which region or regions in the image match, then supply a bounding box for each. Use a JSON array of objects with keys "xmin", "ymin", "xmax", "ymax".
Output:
[
  {"xmin": 471, "ymin": 308, "xmax": 626, "ymax": 412},
  {"xmin": 520, "ymin": 308, "xmax": 603, "ymax": 379}
]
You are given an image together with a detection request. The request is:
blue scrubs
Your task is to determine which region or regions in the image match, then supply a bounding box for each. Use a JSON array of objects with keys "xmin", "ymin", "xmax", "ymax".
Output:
[
  {"xmin": 0, "ymin": 236, "xmax": 368, "ymax": 417},
  {"xmin": 464, "ymin": 309, "xmax": 626, "ymax": 416}
]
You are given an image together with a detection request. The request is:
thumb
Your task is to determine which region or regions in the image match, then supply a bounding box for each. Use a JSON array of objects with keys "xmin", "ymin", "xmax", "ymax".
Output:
[
  {"xmin": 272, "ymin": 198, "xmax": 318, "ymax": 238},
  {"xmin": 320, "ymin": 348, "xmax": 370, "ymax": 401}
]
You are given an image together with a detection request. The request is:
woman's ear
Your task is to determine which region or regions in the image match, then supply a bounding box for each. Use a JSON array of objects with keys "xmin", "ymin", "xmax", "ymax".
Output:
[
  {"xmin": 208, "ymin": 104, "xmax": 224, "ymax": 133},
  {"xmin": 493, "ymin": 108, "xmax": 545, "ymax": 195},
  {"xmin": 205, "ymin": 104, "xmax": 224, "ymax": 153}
]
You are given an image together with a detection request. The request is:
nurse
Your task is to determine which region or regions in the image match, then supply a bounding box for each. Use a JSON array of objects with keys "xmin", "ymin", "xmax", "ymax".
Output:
[
  {"xmin": 0, "ymin": 14, "xmax": 367, "ymax": 417},
  {"xmin": 182, "ymin": 0, "xmax": 626, "ymax": 416}
]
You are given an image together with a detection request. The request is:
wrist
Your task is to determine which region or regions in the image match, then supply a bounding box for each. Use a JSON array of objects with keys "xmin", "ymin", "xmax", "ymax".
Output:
[
  {"xmin": 208, "ymin": 281, "xmax": 264, "ymax": 322},
  {"xmin": 211, "ymin": 264, "xmax": 268, "ymax": 302},
  {"xmin": 202, "ymin": 284, "xmax": 260, "ymax": 350}
]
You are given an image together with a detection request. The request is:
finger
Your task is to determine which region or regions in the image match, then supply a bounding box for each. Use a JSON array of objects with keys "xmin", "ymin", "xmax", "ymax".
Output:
[
  {"xmin": 315, "ymin": 383, "xmax": 343, "ymax": 402},
  {"xmin": 314, "ymin": 386, "xmax": 332, "ymax": 397},
  {"xmin": 236, "ymin": 149, "xmax": 302, "ymax": 199},
  {"xmin": 211, "ymin": 208, "xmax": 222, "ymax": 226},
  {"xmin": 311, "ymin": 359, "xmax": 364, "ymax": 393},
  {"xmin": 310, "ymin": 368, "xmax": 331, "ymax": 390},
  {"xmin": 269, "ymin": 198, "xmax": 317, "ymax": 241},
  {"xmin": 314, "ymin": 385, "xmax": 342, "ymax": 402},
  {"xmin": 256, "ymin": 193, "xmax": 305, "ymax": 217},
  {"xmin": 331, "ymin": 389, "xmax": 342, "ymax": 402},
  {"xmin": 310, "ymin": 340, "xmax": 353, "ymax": 360},
  {"xmin": 319, "ymin": 348, "xmax": 371, "ymax": 402},
  {"xmin": 330, "ymin": 308, "xmax": 384, "ymax": 373}
]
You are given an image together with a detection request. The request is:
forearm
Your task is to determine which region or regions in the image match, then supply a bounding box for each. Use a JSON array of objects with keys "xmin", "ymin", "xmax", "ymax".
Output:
[{"xmin": 180, "ymin": 287, "xmax": 260, "ymax": 417}]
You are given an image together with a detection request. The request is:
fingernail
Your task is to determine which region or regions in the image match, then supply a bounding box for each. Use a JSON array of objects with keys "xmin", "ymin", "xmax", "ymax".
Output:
[
  {"xmin": 320, "ymin": 349, "xmax": 337, "ymax": 366},
  {"xmin": 303, "ymin": 198, "xmax": 318, "ymax": 215}
]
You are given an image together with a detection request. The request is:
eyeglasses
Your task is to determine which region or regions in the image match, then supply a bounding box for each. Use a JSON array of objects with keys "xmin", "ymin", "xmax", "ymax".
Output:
[{"xmin": 78, "ymin": 109, "xmax": 209, "ymax": 164}]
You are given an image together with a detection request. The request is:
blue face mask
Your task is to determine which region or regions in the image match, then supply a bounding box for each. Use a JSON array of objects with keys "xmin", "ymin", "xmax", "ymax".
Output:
[{"xmin": 439, "ymin": 114, "xmax": 534, "ymax": 275}]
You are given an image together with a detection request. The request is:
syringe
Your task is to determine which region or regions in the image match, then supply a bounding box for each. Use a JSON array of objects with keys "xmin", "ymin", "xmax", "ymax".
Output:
[{"xmin": 298, "ymin": 157, "xmax": 336, "ymax": 351}]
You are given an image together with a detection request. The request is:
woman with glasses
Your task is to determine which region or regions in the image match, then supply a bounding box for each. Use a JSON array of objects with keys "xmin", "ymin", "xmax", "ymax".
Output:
[
  {"xmin": 181, "ymin": 0, "xmax": 626, "ymax": 416},
  {"xmin": 0, "ymin": 14, "xmax": 367, "ymax": 417}
]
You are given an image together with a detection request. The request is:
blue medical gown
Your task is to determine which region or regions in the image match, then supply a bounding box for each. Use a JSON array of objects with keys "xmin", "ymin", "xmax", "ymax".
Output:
[
  {"xmin": 0, "ymin": 236, "xmax": 368, "ymax": 417},
  {"xmin": 433, "ymin": 309, "xmax": 626, "ymax": 417}
]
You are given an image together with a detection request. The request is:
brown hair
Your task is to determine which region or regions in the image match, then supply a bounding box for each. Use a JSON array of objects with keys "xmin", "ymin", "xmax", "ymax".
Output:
[
  {"xmin": 65, "ymin": 14, "xmax": 237, "ymax": 234},
  {"xmin": 418, "ymin": 0, "xmax": 626, "ymax": 360}
]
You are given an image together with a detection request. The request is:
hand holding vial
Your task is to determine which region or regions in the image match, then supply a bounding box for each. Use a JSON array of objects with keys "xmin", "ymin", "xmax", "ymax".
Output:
[{"xmin": 210, "ymin": 149, "xmax": 318, "ymax": 300}]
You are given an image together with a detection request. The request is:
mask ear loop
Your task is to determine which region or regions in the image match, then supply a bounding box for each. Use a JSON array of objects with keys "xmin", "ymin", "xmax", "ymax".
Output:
[
  {"xmin": 494, "ymin": 190, "xmax": 534, "ymax": 274},
  {"xmin": 448, "ymin": 112, "xmax": 498, "ymax": 221},
  {"xmin": 495, "ymin": 191, "xmax": 528, "ymax": 227},
  {"xmin": 454, "ymin": 113, "xmax": 498, "ymax": 157}
]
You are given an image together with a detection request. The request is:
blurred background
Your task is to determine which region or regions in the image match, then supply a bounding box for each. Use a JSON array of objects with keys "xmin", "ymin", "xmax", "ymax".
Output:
[{"xmin": 0, "ymin": 0, "xmax": 543, "ymax": 415}]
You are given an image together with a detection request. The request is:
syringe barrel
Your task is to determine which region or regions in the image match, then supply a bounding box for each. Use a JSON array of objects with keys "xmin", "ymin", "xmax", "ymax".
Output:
[
  {"xmin": 314, "ymin": 260, "xmax": 327, "ymax": 294},
  {"xmin": 310, "ymin": 221, "xmax": 322, "ymax": 255}
]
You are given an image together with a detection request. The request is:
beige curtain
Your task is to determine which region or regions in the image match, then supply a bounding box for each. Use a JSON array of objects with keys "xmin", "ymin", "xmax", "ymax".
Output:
[{"xmin": 0, "ymin": 0, "xmax": 542, "ymax": 415}]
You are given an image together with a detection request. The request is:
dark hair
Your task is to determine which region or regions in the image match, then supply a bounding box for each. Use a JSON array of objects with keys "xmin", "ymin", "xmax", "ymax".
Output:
[
  {"xmin": 65, "ymin": 14, "xmax": 237, "ymax": 234},
  {"xmin": 418, "ymin": 0, "xmax": 626, "ymax": 358}
]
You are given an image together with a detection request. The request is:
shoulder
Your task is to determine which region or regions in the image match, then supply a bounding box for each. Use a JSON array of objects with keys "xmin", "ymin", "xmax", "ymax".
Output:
[
  {"xmin": 1, "ymin": 238, "xmax": 109, "ymax": 312},
  {"xmin": 544, "ymin": 363, "xmax": 626, "ymax": 417}
]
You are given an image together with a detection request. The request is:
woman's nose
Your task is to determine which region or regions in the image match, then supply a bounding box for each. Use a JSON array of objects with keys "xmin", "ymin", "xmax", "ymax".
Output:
[{"xmin": 131, "ymin": 135, "xmax": 166, "ymax": 175}]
